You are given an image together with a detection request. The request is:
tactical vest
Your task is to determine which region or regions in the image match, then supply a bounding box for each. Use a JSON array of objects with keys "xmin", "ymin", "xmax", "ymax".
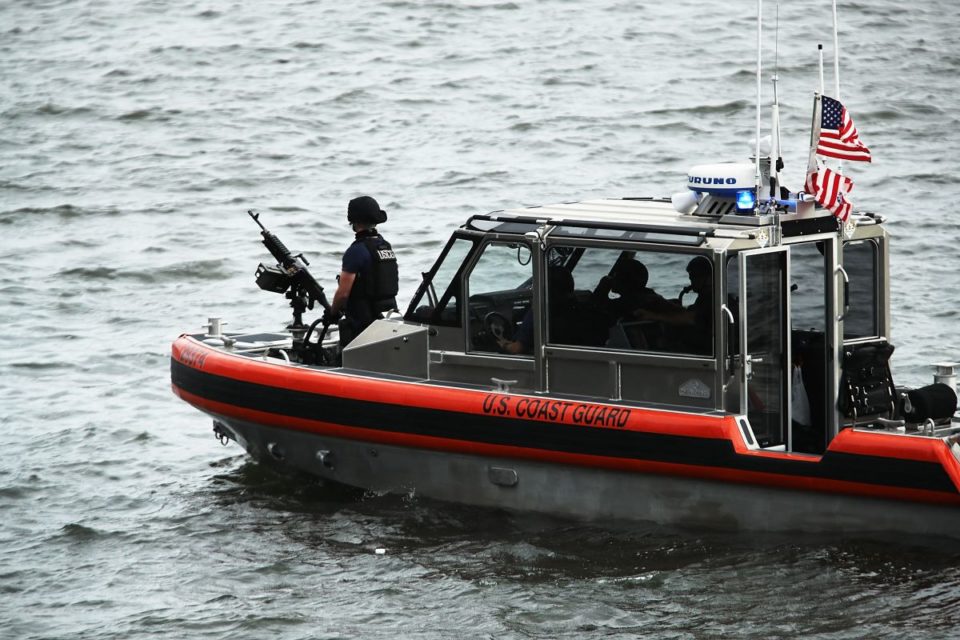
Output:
[{"xmin": 349, "ymin": 233, "xmax": 399, "ymax": 312}]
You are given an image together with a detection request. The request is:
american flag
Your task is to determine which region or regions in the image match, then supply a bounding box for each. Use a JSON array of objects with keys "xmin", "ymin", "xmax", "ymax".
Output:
[
  {"xmin": 817, "ymin": 95, "xmax": 872, "ymax": 162},
  {"xmin": 805, "ymin": 166, "xmax": 854, "ymax": 221}
]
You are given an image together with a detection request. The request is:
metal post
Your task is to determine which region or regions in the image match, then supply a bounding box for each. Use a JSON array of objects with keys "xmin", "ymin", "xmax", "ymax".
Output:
[{"xmin": 934, "ymin": 362, "xmax": 959, "ymax": 397}]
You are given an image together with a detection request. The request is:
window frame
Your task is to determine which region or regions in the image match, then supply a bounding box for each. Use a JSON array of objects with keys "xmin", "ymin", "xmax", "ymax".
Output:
[
  {"xmin": 841, "ymin": 238, "xmax": 882, "ymax": 343},
  {"xmin": 403, "ymin": 231, "xmax": 479, "ymax": 327},
  {"xmin": 461, "ymin": 235, "xmax": 537, "ymax": 357},
  {"xmin": 541, "ymin": 237, "xmax": 719, "ymax": 359}
]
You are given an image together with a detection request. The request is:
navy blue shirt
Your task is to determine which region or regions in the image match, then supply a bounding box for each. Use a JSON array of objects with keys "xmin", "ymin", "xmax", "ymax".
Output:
[
  {"xmin": 514, "ymin": 310, "xmax": 534, "ymax": 353},
  {"xmin": 342, "ymin": 241, "xmax": 371, "ymax": 274},
  {"xmin": 342, "ymin": 239, "xmax": 373, "ymax": 332}
]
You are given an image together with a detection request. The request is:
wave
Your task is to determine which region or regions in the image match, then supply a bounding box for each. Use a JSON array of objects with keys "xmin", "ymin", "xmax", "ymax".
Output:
[
  {"xmin": 6, "ymin": 359, "xmax": 75, "ymax": 370},
  {"xmin": 55, "ymin": 523, "xmax": 104, "ymax": 542},
  {"xmin": 57, "ymin": 259, "xmax": 233, "ymax": 284},
  {"xmin": 892, "ymin": 172, "xmax": 960, "ymax": 186},
  {"xmin": 0, "ymin": 486, "xmax": 33, "ymax": 499},
  {"xmin": 291, "ymin": 41, "xmax": 326, "ymax": 50},
  {"xmin": 418, "ymin": 169, "xmax": 512, "ymax": 188},
  {"xmin": 383, "ymin": 1, "xmax": 518, "ymax": 9},
  {"xmin": 2, "ymin": 103, "xmax": 94, "ymax": 120},
  {"xmin": 116, "ymin": 107, "xmax": 182, "ymax": 122},
  {"xmin": 2, "ymin": 204, "xmax": 85, "ymax": 219},
  {"xmin": 543, "ymin": 76, "xmax": 596, "ymax": 88},
  {"xmin": 644, "ymin": 99, "xmax": 753, "ymax": 117},
  {"xmin": 332, "ymin": 88, "xmax": 374, "ymax": 103}
]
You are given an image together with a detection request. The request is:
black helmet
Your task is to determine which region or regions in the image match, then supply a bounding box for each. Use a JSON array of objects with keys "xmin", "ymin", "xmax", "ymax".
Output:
[{"xmin": 347, "ymin": 196, "xmax": 387, "ymax": 225}]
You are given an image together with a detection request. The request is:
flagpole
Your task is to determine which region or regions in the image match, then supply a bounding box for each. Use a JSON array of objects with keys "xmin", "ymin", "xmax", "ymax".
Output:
[
  {"xmin": 807, "ymin": 42, "xmax": 824, "ymax": 197},
  {"xmin": 814, "ymin": 44, "xmax": 824, "ymax": 191},
  {"xmin": 806, "ymin": 93, "xmax": 821, "ymax": 193},
  {"xmin": 755, "ymin": 0, "xmax": 763, "ymax": 212}
]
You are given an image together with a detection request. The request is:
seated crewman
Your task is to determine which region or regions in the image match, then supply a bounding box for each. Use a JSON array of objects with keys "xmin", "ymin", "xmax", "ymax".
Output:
[
  {"xmin": 634, "ymin": 256, "xmax": 713, "ymax": 354},
  {"xmin": 592, "ymin": 259, "xmax": 666, "ymax": 323},
  {"xmin": 499, "ymin": 266, "xmax": 577, "ymax": 354}
]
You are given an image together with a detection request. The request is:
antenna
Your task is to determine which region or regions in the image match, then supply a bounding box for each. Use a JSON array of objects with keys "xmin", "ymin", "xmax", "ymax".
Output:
[
  {"xmin": 831, "ymin": 0, "xmax": 841, "ymax": 100},
  {"xmin": 773, "ymin": 2, "xmax": 780, "ymax": 73},
  {"xmin": 831, "ymin": 0, "xmax": 844, "ymax": 176},
  {"xmin": 754, "ymin": 0, "xmax": 763, "ymax": 212},
  {"xmin": 770, "ymin": 75, "xmax": 781, "ymax": 199},
  {"xmin": 769, "ymin": 1, "xmax": 782, "ymax": 199},
  {"xmin": 817, "ymin": 43, "xmax": 825, "ymax": 94}
]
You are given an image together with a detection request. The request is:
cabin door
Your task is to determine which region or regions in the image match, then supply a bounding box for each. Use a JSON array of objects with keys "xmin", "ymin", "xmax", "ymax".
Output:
[
  {"xmin": 786, "ymin": 237, "xmax": 839, "ymax": 453},
  {"xmin": 738, "ymin": 248, "xmax": 790, "ymax": 448}
]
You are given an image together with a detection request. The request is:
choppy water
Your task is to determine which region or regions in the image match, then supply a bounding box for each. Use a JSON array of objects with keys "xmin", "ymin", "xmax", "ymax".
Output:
[{"xmin": 3, "ymin": 0, "xmax": 960, "ymax": 638}]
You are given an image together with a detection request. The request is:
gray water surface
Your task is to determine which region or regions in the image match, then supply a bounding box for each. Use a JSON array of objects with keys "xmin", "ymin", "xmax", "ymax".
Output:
[{"xmin": 3, "ymin": 1, "xmax": 960, "ymax": 638}]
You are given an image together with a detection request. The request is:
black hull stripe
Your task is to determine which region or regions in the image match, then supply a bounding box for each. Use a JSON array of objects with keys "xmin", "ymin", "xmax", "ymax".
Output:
[{"xmin": 171, "ymin": 359, "xmax": 957, "ymax": 494}]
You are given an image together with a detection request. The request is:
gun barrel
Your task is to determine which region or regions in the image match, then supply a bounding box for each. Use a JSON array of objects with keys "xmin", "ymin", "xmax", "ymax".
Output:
[{"xmin": 248, "ymin": 209, "xmax": 267, "ymax": 231}]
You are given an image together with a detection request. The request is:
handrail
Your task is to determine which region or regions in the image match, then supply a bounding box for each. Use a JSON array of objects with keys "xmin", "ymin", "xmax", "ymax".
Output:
[{"xmin": 464, "ymin": 213, "xmax": 715, "ymax": 240}]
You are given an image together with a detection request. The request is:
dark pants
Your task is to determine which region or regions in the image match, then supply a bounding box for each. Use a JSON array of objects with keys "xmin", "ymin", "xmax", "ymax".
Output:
[{"xmin": 338, "ymin": 311, "xmax": 383, "ymax": 347}]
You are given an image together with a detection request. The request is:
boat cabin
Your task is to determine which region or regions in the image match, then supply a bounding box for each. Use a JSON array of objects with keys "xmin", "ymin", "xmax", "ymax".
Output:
[{"xmin": 341, "ymin": 194, "xmax": 893, "ymax": 456}]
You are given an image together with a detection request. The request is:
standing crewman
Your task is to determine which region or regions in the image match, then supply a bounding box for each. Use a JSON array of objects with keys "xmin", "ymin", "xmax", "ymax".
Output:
[{"xmin": 324, "ymin": 196, "xmax": 399, "ymax": 344}]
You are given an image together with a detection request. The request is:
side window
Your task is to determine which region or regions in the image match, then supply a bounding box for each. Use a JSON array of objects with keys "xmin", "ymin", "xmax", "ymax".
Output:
[
  {"xmin": 544, "ymin": 247, "xmax": 613, "ymax": 347},
  {"xmin": 545, "ymin": 245, "xmax": 714, "ymax": 356},
  {"xmin": 406, "ymin": 237, "xmax": 474, "ymax": 326},
  {"xmin": 790, "ymin": 242, "xmax": 828, "ymax": 333},
  {"xmin": 466, "ymin": 241, "xmax": 533, "ymax": 354},
  {"xmin": 843, "ymin": 240, "xmax": 879, "ymax": 340}
]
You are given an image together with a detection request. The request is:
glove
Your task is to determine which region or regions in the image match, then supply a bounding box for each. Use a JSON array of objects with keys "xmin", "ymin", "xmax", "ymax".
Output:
[{"xmin": 322, "ymin": 308, "xmax": 342, "ymax": 325}]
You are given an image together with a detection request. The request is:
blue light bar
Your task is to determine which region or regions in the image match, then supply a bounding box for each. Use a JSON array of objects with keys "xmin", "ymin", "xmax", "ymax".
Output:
[{"xmin": 736, "ymin": 189, "xmax": 756, "ymax": 212}]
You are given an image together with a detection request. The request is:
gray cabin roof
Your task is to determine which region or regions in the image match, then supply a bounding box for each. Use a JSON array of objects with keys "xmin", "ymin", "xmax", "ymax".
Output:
[{"xmin": 474, "ymin": 196, "xmax": 882, "ymax": 249}]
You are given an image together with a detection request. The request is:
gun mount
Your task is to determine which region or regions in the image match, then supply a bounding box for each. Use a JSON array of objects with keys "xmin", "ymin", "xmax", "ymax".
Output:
[{"xmin": 249, "ymin": 210, "xmax": 333, "ymax": 360}]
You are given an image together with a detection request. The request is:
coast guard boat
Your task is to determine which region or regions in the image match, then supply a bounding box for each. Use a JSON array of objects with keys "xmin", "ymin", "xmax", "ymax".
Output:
[{"xmin": 171, "ymin": 157, "xmax": 960, "ymax": 537}]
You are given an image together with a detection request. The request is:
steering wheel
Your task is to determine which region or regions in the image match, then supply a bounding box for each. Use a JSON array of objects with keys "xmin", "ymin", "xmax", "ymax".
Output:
[
  {"xmin": 468, "ymin": 295, "xmax": 496, "ymax": 324},
  {"xmin": 483, "ymin": 311, "xmax": 512, "ymax": 343}
]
